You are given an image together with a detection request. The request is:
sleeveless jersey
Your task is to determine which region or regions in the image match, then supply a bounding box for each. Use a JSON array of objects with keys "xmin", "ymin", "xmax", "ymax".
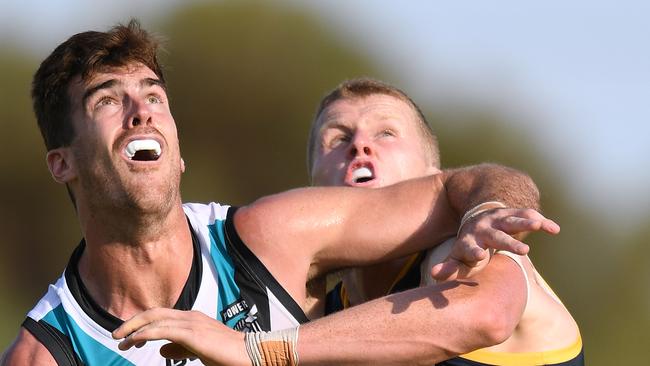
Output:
[
  {"xmin": 22, "ymin": 202, "xmax": 309, "ymax": 366},
  {"xmin": 325, "ymin": 242, "xmax": 584, "ymax": 366}
]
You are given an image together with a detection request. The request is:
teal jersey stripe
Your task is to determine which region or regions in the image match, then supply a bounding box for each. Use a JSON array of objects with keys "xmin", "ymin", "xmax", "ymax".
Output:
[
  {"xmin": 208, "ymin": 220, "xmax": 243, "ymax": 327},
  {"xmin": 42, "ymin": 305, "xmax": 134, "ymax": 366}
]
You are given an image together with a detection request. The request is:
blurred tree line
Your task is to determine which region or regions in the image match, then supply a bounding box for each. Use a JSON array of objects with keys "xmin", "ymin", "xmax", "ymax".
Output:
[{"xmin": 0, "ymin": 1, "xmax": 647, "ymax": 364}]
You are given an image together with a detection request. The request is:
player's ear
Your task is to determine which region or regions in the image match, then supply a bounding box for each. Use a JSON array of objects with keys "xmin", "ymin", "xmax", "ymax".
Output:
[
  {"xmin": 46, "ymin": 147, "xmax": 76, "ymax": 184},
  {"xmin": 180, "ymin": 157, "xmax": 186, "ymax": 173}
]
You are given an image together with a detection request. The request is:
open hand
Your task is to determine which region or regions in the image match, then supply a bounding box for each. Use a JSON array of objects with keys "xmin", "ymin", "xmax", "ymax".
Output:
[
  {"xmin": 112, "ymin": 308, "xmax": 248, "ymax": 366},
  {"xmin": 430, "ymin": 208, "xmax": 559, "ymax": 281}
]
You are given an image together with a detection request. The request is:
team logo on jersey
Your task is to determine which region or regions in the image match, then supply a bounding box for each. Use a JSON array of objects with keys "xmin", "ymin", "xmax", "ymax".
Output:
[
  {"xmin": 166, "ymin": 359, "xmax": 188, "ymax": 366},
  {"xmin": 234, "ymin": 304, "xmax": 262, "ymax": 332},
  {"xmin": 221, "ymin": 297, "xmax": 262, "ymax": 332},
  {"xmin": 221, "ymin": 297, "xmax": 250, "ymax": 321}
]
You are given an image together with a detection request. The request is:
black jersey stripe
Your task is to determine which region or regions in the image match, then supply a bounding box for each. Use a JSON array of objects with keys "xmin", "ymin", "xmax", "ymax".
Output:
[
  {"xmin": 63, "ymin": 217, "xmax": 202, "ymax": 332},
  {"xmin": 22, "ymin": 317, "xmax": 84, "ymax": 366},
  {"xmin": 224, "ymin": 207, "xmax": 309, "ymax": 324}
]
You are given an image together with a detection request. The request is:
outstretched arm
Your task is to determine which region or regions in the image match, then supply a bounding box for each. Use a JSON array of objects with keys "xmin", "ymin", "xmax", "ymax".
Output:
[
  {"xmin": 298, "ymin": 255, "xmax": 527, "ymax": 365},
  {"xmin": 234, "ymin": 173, "xmax": 453, "ymax": 303},
  {"xmin": 113, "ymin": 255, "xmax": 527, "ymax": 365},
  {"xmin": 236, "ymin": 163, "xmax": 555, "ymax": 300}
]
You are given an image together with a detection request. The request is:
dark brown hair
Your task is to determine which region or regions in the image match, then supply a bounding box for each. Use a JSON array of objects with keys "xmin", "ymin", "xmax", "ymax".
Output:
[{"xmin": 32, "ymin": 19, "xmax": 165, "ymax": 150}]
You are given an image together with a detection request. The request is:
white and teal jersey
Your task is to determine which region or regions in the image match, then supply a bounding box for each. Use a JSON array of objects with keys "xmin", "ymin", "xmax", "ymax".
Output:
[{"xmin": 23, "ymin": 202, "xmax": 308, "ymax": 366}]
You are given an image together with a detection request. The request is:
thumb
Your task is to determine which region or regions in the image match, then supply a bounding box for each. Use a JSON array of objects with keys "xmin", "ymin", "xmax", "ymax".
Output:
[{"xmin": 430, "ymin": 260, "xmax": 460, "ymax": 282}]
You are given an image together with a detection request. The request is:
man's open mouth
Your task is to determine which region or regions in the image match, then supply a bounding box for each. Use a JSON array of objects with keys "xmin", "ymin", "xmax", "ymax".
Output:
[
  {"xmin": 125, "ymin": 139, "xmax": 161, "ymax": 161},
  {"xmin": 352, "ymin": 166, "xmax": 374, "ymax": 183}
]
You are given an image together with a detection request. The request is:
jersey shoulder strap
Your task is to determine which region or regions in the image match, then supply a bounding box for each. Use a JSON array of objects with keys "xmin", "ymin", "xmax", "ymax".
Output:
[{"xmin": 22, "ymin": 317, "xmax": 85, "ymax": 366}]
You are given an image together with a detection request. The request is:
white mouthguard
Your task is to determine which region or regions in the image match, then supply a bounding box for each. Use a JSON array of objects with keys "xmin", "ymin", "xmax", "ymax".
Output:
[
  {"xmin": 352, "ymin": 167, "xmax": 373, "ymax": 182},
  {"xmin": 125, "ymin": 139, "xmax": 161, "ymax": 159}
]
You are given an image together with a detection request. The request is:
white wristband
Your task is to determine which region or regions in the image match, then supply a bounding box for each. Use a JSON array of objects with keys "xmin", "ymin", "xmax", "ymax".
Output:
[{"xmin": 457, "ymin": 201, "xmax": 507, "ymax": 236}]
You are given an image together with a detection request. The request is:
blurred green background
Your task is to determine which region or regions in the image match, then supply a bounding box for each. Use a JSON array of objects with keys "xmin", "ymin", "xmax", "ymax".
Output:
[{"xmin": 1, "ymin": 1, "xmax": 648, "ymax": 364}]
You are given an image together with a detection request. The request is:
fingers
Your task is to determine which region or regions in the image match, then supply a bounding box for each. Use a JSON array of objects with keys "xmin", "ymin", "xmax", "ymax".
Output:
[
  {"xmin": 447, "ymin": 234, "xmax": 489, "ymax": 263},
  {"xmin": 496, "ymin": 216, "xmax": 542, "ymax": 233},
  {"xmin": 434, "ymin": 208, "xmax": 559, "ymax": 281},
  {"xmin": 112, "ymin": 308, "xmax": 202, "ymax": 352},
  {"xmin": 489, "ymin": 209, "xmax": 559, "ymax": 235},
  {"xmin": 460, "ymin": 209, "xmax": 559, "ymax": 252},
  {"xmin": 109, "ymin": 308, "xmax": 248, "ymax": 365},
  {"xmin": 430, "ymin": 209, "xmax": 559, "ymax": 282},
  {"xmin": 430, "ymin": 236, "xmax": 488, "ymax": 281},
  {"xmin": 430, "ymin": 256, "xmax": 486, "ymax": 282},
  {"xmin": 483, "ymin": 230, "xmax": 530, "ymax": 255},
  {"xmin": 541, "ymin": 219, "xmax": 561, "ymax": 234},
  {"xmin": 117, "ymin": 320, "xmax": 187, "ymax": 351},
  {"xmin": 113, "ymin": 307, "xmax": 176, "ymax": 339},
  {"xmin": 431, "ymin": 260, "xmax": 465, "ymax": 281},
  {"xmin": 430, "ymin": 261, "xmax": 458, "ymax": 281},
  {"xmin": 431, "ymin": 235, "xmax": 522, "ymax": 282}
]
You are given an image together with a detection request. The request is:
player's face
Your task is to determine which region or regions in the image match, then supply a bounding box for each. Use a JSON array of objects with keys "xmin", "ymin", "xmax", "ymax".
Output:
[
  {"xmin": 64, "ymin": 63, "xmax": 184, "ymax": 214},
  {"xmin": 311, "ymin": 94, "xmax": 438, "ymax": 188}
]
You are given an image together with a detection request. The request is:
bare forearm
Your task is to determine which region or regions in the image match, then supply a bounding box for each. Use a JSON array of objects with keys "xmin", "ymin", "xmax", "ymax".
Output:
[
  {"xmin": 112, "ymin": 258, "xmax": 526, "ymax": 366},
  {"xmin": 443, "ymin": 163, "xmax": 540, "ymax": 215},
  {"xmin": 297, "ymin": 256, "xmax": 526, "ymax": 365},
  {"xmin": 298, "ymin": 290, "xmax": 467, "ymax": 365}
]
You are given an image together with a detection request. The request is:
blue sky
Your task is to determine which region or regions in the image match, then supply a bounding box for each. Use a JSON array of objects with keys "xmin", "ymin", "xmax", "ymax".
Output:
[
  {"xmin": 298, "ymin": 0, "xmax": 650, "ymax": 226},
  {"xmin": 2, "ymin": 0, "xmax": 648, "ymax": 228}
]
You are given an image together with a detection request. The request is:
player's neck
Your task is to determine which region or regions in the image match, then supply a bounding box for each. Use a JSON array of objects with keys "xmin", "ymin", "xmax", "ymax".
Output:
[
  {"xmin": 78, "ymin": 193, "xmax": 185, "ymax": 242},
  {"xmin": 76, "ymin": 204, "xmax": 194, "ymax": 320}
]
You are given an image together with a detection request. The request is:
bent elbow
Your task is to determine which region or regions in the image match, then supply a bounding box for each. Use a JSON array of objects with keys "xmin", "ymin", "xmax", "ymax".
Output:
[{"xmin": 474, "ymin": 306, "xmax": 518, "ymax": 347}]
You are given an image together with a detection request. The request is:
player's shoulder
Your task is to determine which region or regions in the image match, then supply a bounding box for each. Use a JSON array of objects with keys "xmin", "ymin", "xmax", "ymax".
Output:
[{"xmin": 2, "ymin": 327, "xmax": 56, "ymax": 366}]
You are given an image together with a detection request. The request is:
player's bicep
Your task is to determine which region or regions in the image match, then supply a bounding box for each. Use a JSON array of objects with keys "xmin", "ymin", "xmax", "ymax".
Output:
[
  {"xmin": 232, "ymin": 193, "xmax": 328, "ymax": 300},
  {"xmin": 236, "ymin": 176, "xmax": 455, "ymax": 279},
  {"xmin": 233, "ymin": 191, "xmax": 323, "ymax": 266},
  {"xmin": 2, "ymin": 327, "xmax": 57, "ymax": 366},
  {"xmin": 233, "ymin": 186, "xmax": 370, "ymax": 269},
  {"xmin": 460, "ymin": 254, "xmax": 528, "ymax": 341},
  {"xmin": 313, "ymin": 177, "xmax": 456, "ymax": 272}
]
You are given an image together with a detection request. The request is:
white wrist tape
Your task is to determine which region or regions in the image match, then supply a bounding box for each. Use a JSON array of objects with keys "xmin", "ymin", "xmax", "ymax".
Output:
[
  {"xmin": 457, "ymin": 201, "xmax": 507, "ymax": 236},
  {"xmin": 245, "ymin": 327, "xmax": 299, "ymax": 366}
]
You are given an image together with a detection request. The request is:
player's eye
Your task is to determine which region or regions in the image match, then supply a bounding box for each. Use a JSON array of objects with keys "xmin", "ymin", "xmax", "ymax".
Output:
[
  {"xmin": 146, "ymin": 95, "xmax": 162, "ymax": 104},
  {"xmin": 329, "ymin": 134, "xmax": 350, "ymax": 148},
  {"xmin": 379, "ymin": 129, "xmax": 396, "ymax": 137},
  {"xmin": 96, "ymin": 96, "xmax": 117, "ymax": 107}
]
